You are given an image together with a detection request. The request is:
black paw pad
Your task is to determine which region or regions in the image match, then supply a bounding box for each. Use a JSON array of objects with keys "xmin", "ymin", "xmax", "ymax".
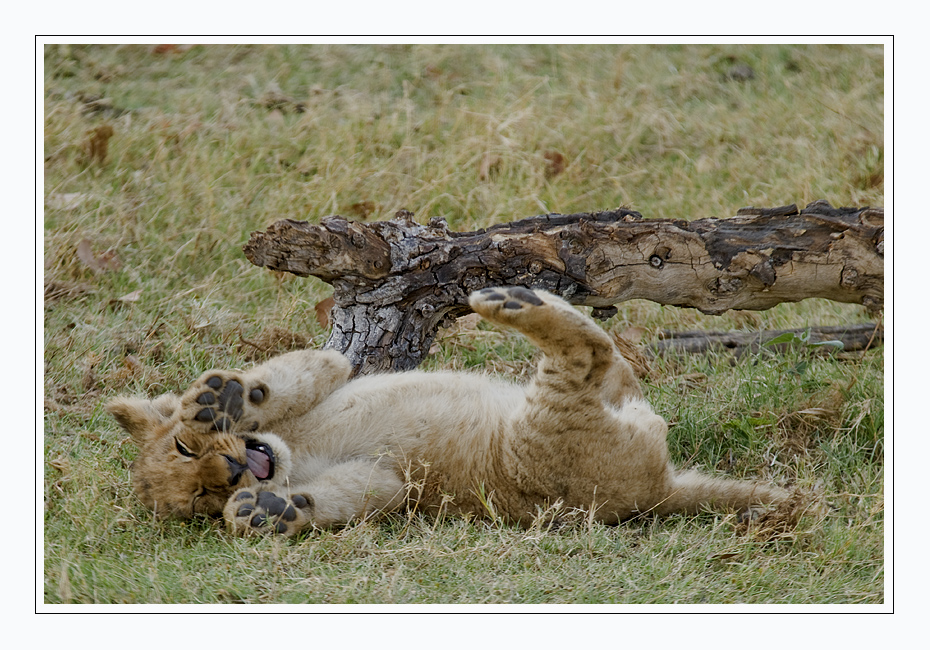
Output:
[
  {"xmin": 249, "ymin": 388, "xmax": 266, "ymax": 404},
  {"xmin": 238, "ymin": 491, "xmax": 308, "ymax": 534},
  {"xmin": 509, "ymin": 287, "xmax": 543, "ymax": 305},
  {"xmin": 256, "ymin": 490, "xmax": 288, "ymax": 516},
  {"xmin": 194, "ymin": 375, "xmax": 249, "ymax": 429},
  {"xmin": 481, "ymin": 290, "xmax": 506, "ymax": 301},
  {"xmin": 503, "ymin": 301, "xmax": 523, "ymax": 310},
  {"xmin": 218, "ymin": 380, "xmax": 244, "ymax": 420},
  {"xmin": 281, "ymin": 505, "xmax": 297, "ymax": 522}
]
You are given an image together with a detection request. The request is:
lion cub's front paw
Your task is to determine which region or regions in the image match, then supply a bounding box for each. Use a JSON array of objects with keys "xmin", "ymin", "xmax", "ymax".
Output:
[
  {"xmin": 225, "ymin": 486, "xmax": 314, "ymax": 537},
  {"xmin": 181, "ymin": 370, "xmax": 269, "ymax": 433}
]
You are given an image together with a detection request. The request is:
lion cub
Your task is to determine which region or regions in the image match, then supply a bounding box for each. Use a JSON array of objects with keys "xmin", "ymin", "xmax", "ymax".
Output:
[{"xmin": 108, "ymin": 286, "xmax": 786, "ymax": 536}]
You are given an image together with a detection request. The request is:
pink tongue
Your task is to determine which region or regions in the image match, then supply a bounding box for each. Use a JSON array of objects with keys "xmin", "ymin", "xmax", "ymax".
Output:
[{"xmin": 246, "ymin": 449, "xmax": 270, "ymax": 479}]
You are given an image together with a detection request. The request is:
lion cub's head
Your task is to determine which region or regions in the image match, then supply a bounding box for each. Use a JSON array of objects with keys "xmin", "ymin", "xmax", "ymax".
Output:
[{"xmin": 107, "ymin": 394, "xmax": 282, "ymax": 519}]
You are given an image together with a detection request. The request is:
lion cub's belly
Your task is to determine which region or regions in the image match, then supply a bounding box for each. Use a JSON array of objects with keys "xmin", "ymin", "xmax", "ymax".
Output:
[{"xmin": 281, "ymin": 371, "xmax": 523, "ymax": 480}]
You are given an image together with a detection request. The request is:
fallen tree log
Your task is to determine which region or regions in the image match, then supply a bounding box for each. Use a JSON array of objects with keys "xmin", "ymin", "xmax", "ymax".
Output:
[{"xmin": 243, "ymin": 200, "xmax": 884, "ymax": 374}]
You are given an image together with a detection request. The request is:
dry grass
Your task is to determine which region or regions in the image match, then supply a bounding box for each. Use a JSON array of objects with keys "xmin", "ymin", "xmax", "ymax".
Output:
[{"xmin": 43, "ymin": 43, "xmax": 883, "ymax": 606}]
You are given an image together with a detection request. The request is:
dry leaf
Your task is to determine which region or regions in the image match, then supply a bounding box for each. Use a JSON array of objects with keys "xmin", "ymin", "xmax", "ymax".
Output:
[
  {"xmin": 81, "ymin": 352, "xmax": 101, "ymax": 391},
  {"xmin": 116, "ymin": 289, "xmax": 143, "ymax": 303},
  {"xmin": 108, "ymin": 289, "xmax": 142, "ymax": 310},
  {"xmin": 152, "ymin": 44, "xmax": 195, "ymax": 55},
  {"xmin": 616, "ymin": 326, "xmax": 647, "ymax": 344},
  {"xmin": 431, "ymin": 312, "xmax": 483, "ymax": 355},
  {"xmin": 75, "ymin": 93, "xmax": 114, "ymax": 116},
  {"xmin": 543, "ymin": 150, "xmax": 566, "ymax": 178},
  {"xmin": 104, "ymin": 353, "xmax": 145, "ymax": 385},
  {"xmin": 260, "ymin": 82, "xmax": 306, "ymax": 113},
  {"xmin": 455, "ymin": 313, "xmax": 482, "ymax": 330},
  {"xmin": 83, "ymin": 125, "xmax": 114, "ymax": 165},
  {"xmin": 75, "ymin": 239, "xmax": 96, "ymax": 268},
  {"xmin": 348, "ymin": 201, "xmax": 379, "ymax": 220},
  {"xmin": 76, "ymin": 239, "xmax": 121, "ymax": 273},
  {"xmin": 266, "ymin": 109, "xmax": 286, "ymax": 127},
  {"xmin": 795, "ymin": 407, "xmax": 834, "ymax": 418},
  {"xmin": 315, "ymin": 296, "xmax": 336, "ymax": 329},
  {"xmin": 478, "ymin": 153, "xmax": 502, "ymax": 181}
]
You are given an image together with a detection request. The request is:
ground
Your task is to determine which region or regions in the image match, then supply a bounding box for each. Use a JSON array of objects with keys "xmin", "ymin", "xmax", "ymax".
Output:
[{"xmin": 43, "ymin": 43, "xmax": 883, "ymax": 605}]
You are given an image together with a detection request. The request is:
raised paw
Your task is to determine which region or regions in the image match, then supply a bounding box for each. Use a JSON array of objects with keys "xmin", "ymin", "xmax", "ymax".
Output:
[
  {"xmin": 224, "ymin": 486, "xmax": 314, "ymax": 537},
  {"xmin": 468, "ymin": 285, "xmax": 617, "ymax": 368},
  {"xmin": 476, "ymin": 286, "xmax": 544, "ymax": 309},
  {"xmin": 468, "ymin": 286, "xmax": 563, "ymax": 331},
  {"xmin": 470, "ymin": 285, "xmax": 545, "ymax": 313},
  {"xmin": 182, "ymin": 370, "xmax": 268, "ymax": 433}
]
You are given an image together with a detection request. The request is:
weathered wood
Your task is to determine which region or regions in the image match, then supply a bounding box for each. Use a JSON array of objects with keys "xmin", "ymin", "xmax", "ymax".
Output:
[
  {"xmin": 651, "ymin": 323, "xmax": 883, "ymax": 357},
  {"xmin": 243, "ymin": 201, "xmax": 884, "ymax": 374}
]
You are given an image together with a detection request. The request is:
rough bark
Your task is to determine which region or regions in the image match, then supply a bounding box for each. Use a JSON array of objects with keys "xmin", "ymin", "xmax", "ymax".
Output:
[{"xmin": 243, "ymin": 200, "xmax": 884, "ymax": 374}]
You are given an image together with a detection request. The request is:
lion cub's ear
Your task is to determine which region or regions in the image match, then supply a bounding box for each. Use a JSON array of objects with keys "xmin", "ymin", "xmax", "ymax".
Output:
[{"xmin": 106, "ymin": 393, "xmax": 179, "ymax": 444}]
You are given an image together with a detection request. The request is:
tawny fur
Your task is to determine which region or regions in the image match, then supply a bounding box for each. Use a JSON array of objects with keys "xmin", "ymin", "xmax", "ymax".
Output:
[{"xmin": 107, "ymin": 287, "xmax": 787, "ymax": 536}]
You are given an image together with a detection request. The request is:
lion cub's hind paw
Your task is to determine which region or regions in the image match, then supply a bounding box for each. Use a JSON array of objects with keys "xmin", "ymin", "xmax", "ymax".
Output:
[
  {"xmin": 182, "ymin": 371, "xmax": 268, "ymax": 433},
  {"xmin": 226, "ymin": 487, "xmax": 314, "ymax": 537},
  {"xmin": 470, "ymin": 285, "xmax": 580, "ymax": 333},
  {"xmin": 474, "ymin": 286, "xmax": 544, "ymax": 310},
  {"xmin": 469, "ymin": 286, "xmax": 549, "ymax": 322}
]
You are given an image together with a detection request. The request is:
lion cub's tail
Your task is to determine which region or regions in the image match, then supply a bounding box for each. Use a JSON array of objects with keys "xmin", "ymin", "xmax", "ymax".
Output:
[{"xmin": 654, "ymin": 468, "xmax": 787, "ymax": 516}]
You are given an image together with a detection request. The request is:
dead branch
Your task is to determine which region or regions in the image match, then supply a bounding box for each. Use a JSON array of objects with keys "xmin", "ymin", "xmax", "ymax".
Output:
[
  {"xmin": 243, "ymin": 200, "xmax": 883, "ymax": 373},
  {"xmin": 652, "ymin": 323, "xmax": 882, "ymax": 357}
]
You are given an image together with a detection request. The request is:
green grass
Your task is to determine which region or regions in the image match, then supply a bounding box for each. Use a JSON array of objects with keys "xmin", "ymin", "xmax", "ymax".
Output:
[{"xmin": 43, "ymin": 43, "xmax": 884, "ymax": 606}]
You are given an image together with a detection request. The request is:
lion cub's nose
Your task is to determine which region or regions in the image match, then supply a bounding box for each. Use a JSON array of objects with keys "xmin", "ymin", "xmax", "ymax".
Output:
[{"xmin": 224, "ymin": 455, "xmax": 249, "ymax": 486}]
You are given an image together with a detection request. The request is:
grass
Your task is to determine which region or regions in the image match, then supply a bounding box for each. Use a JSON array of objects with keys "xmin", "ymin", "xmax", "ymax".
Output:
[{"xmin": 43, "ymin": 43, "xmax": 884, "ymax": 606}]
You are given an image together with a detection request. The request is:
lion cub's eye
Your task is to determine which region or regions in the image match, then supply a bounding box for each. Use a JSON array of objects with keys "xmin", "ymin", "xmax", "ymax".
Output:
[{"xmin": 175, "ymin": 437, "xmax": 197, "ymax": 458}]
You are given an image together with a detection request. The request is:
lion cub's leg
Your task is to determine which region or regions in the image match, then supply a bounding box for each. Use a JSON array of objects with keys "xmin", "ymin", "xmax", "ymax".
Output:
[
  {"xmin": 179, "ymin": 349, "xmax": 351, "ymax": 434},
  {"xmin": 225, "ymin": 458, "xmax": 405, "ymax": 536},
  {"xmin": 469, "ymin": 287, "xmax": 666, "ymax": 518},
  {"xmin": 469, "ymin": 287, "xmax": 639, "ymax": 401},
  {"xmin": 600, "ymin": 348, "xmax": 643, "ymax": 405}
]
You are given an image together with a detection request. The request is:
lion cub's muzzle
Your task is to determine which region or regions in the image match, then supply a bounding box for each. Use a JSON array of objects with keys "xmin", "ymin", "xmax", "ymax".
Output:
[{"xmin": 225, "ymin": 455, "xmax": 249, "ymax": 486}]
